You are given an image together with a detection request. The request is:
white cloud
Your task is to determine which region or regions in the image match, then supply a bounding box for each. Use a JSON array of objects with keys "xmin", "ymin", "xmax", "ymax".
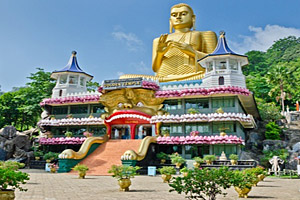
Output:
[
  {"xmin": 231, "ymin": 25, "xmax": 300, "ymax": 53},
  {"xmin": 112, "ymin": 31, "xmax": 143, "ymax": 51},
  {"xmin": 117, "ymin": 71, "xmax": 124, "ymax": 77}
]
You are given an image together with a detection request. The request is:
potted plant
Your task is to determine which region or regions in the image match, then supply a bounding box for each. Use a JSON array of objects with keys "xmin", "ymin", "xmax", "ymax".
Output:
[
  {"xmin": 187, "ymin": 108, "xmax": 199, "ymax": 114},
  {"xmin": 0, "ymin": 161, "xmax": 25, "ymax": 170},
  {"xmin": 161, "ymin": 129, "xmax": 170, "ymax": 137},
  {"xmin": 229, "ymin": 154, "xmax": 238, "ymax": 165},
  {"xmin": 43, "ymin": 152, "xmax": 58, "ymax": 163},
  {"xmin": 83, "ymin": 131, "xmax": 93, "ymax": 137},
  {"xmin": 203, "ymin": 155, "xmax": 216, "ymax": 165},
  {"xmin": 231, "ymin": 170, "xmax": 257, "ymax": 198},
  {"xmin": 180, "ymin": 167, "xmax": 189, "ymax": 177},
  {"xmin": 49, "ymin": 163, "xmax": 58, "ymax": 173},
  {"xmin": 244, "ymin": 167, "xmax": 266, "ymax": 186},
  {"xmin": 108, "ymin": 165, "xmax": 141, "ymax": 191},
  {"xmin": 193, "ymin": 157, "xmax": 203, "ymax": 168},
  {"xmin": 34, "ymin": 151, "xmax": 44, "ymax": 160},
  {"xmin": 72, "ymin": 164, "xmax": 89, "ymax": 179},
  {"xmin": 157, "ymin": 166, "xmax": 176, "ymax": 183},
  {"xmin": 64, "ymin": 131, "xmax": 73, "ymax": 138},
  {"xmin": 170, "ymin": 153, "xmax": 185, "ymax": 168},
  {"xmin": 66, "ymin": 114, "xmax": 73, "ymax": 119},
  {"xmin": 0, "ymin": 161, "xmax": 29, "ymax": 200},
  {"xmin": 156, "ymin": 152, "xmax": 169, "ymax": 164}
]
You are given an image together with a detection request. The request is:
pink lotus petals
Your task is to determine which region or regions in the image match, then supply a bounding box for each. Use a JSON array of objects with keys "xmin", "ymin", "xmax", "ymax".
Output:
[
  {"xmin": 38, "ymin": 117, "xmax": 104, "ymax": 127},
  {"xmin": 40, "ymin": 95, "xmax": 100, "ymax": 106},
  {"xmin": 150, "ymin": 113, "xmax": 252, "ymax": 124},
  {"xmin": 155, "ymin": 86, "xmax": 250, "ymax": 98},
  {"xmin": 156, "ymin": 135, "xmax": 244, "ymax": 145},
  {"xmin": 142, "ymin": 81, "xmax": 160, "ymax": 90},
  {"xmin": 39, "ymin": 137, "xmax": 86, "ymax": 145}
]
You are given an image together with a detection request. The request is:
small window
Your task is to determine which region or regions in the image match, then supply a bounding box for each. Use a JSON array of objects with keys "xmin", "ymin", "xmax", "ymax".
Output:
[
  {"xmin": 69, "ymin": 75, "xmax": 78, "ymax": 85},
  {"xmin": 59, "ymin": 75, "xmax": 67, "ymax": 84},
  {"xmin": 59, "ymin": 90, "xmax": 63, "ymax": 97},
  {"xmin": 70, "ymin": 105, "xmax": 88, "ymax": 114},
  {"xmin": 219, "ymin": 76, "xmax": 224, "ymax": 85},
  {"xmin": 216, "ymin": 60, "xmax": 227, "ymax": 70},
  {"xmin": 52, "ymin": 106, "xmax": 68, "ymax": 115},
  {"xmin": 80, "ymin": 77, "xmax": 85, "ymax": 86},
  {"xmin": 229, "ymin": 59, "xmax": 238, "ymax": 70},
  {"xmin": 207, "ymin": 62, "xmax": 213, "ymax": 72}
]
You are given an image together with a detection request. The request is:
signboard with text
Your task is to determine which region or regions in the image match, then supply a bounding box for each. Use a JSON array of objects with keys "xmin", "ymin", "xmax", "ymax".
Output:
[{"xmin": 102, "ymin": 78, "xmax": 143, "ymax": 90}]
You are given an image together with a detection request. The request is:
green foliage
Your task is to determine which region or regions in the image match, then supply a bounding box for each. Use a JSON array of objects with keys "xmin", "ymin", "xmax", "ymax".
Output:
[
  {"xmin": 65, "ymin": 131, "xmax": 73, "ymax": 137},
  {"xmin": 180, "ymin": 167, "xmax": 189, "ymax": 173},
  {"xmin": 203, "ymin": 155, "xmax": 216, "ymax": 162},
  {"xmin": 34, "ymin": 151, "xmax": 44, "ymax": 158},
  {"xmin": 265, "ymin": 121, "xmax": 282, "ymax": 140},
  {"xmin": 0, "ymin": 161, "xmax": 25, "ymax": 170},
  {"xmin": 170, "ymin": 153, "xmax": 185, "ymax": 165},
  {"xmin": 245, "ymin": 36, "xmax": 300, "ymax": 112},
  {"xmin": 256, "ymin": 98, "xmax": 282, "ymax": 121},
  {"xmin": 86, "ymin": 81, "xmax": 100, "ymax": 92},
  {"xmin": 108, "ymin": 165, "xmax": 141, "ymax": 180},
  {"xmin": 187, "ymin": 108, "xmax": 199, "ymax": 114},
  {"xmin": 169, "ymin": 167, "xmax": 232, "ymax": 200},
  {"xmin": 260, "ymin": 149, "xmax": 289, "ymax": 168},
  {"xmin": 193, "ymin": 157, "xmax": 204, "ymax": 163},
  {"xmin": 229, "ymin": 154, "xmax": 238, "ymax": 161},
  {"xmin": 43, "ymin": 152, "xmax": 59, "ymax": 161},
  {"xmin": 156, "ymin": 152, "xmax": 169, "ymax": 160},
  {"xmin": 0, "ymin": 161, "xmax": 29, "ymax": 191},
  {"xmin": 72, "ymin": 164, "xmax": 89, "ymax": 172},
  {"xmin": 158, "ymin": 166, "xmax": 176, "ymax": 175},
  {"xmin": 231, "ymin": 170, "xmax": 257, "ymax": 190},
  {"xmin": 0, "ymin": 68, "xmax": 55, "ymax": 130}
]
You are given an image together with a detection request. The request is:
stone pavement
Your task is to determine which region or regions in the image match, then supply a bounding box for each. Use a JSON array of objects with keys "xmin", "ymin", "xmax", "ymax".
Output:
[{"xmin": 16, "ymin": 169, "xmax": 300, "ymax": 200}]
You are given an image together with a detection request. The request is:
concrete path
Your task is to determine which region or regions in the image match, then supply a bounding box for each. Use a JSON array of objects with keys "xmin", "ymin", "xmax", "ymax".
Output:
[{"xmin": 16, "ymin": 169, "xmax": 300, "ymax": 200}]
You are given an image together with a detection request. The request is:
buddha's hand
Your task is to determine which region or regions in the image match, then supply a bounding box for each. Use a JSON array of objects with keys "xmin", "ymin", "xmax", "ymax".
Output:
[
  {"xmin": 169, "ymin": 41, "xmax": 196, "ymax": 55},
  {"xmin": 157, "ymin": 34, "xmax": 171, "ymax": 55}
]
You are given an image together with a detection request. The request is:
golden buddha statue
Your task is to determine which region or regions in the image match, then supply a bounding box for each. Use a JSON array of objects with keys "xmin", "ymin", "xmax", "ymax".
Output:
[{"xmin": 120, "ymin": 3, "xmax": 217, "ymax": 82}]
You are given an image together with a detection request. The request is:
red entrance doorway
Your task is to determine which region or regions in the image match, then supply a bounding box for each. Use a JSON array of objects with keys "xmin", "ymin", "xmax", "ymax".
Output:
[{"xmin": 104, "ymin": 110, "xmax": 153, "ymax": 139}]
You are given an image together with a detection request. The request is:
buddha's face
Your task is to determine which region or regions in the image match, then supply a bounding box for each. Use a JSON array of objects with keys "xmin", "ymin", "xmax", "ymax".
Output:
[{"xmin": 170, "ymin": 6, "xmax": 193, "ymax": 29}]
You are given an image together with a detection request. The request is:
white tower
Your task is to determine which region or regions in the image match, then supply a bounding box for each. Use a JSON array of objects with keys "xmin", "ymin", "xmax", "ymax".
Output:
[
  {"xmin": 198, "ymin": 32, "xmax": 248, "ymax": 88},
  {"xmin": 50, "ymin": 51, "xmax": 93, "ymax": 98}
]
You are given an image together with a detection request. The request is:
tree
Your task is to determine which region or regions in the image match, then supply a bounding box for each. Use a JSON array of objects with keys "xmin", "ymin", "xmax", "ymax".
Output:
[
  {"xmin": 86, "ymin": 80, "xmax": 100, "ymax": 92},
  {"xmin": 266, "ymin": 64, "xmax": 294, "ymax": 112},
  {"xmin": 0, "ymin": 68, "xmax": 55, "ymax": 131}
]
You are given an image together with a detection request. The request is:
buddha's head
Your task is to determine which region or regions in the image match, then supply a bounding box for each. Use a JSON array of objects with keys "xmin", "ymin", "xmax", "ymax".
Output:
[{"xmin": 170, "ymin": 3, "xmax": 195, "ymax": 33}]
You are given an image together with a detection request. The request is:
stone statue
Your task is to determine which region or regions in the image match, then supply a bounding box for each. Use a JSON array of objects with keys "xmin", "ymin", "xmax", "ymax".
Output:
[
  {"xmin": 269, "ymin": 156, "xmax": 284, "ymax": 175},
  {"xmin": 121, "ymin": 3, "xmax": 217, "ymax": 82},
  {"xmin": 0, "ymin": 126, "xmax": 33, "ymax": 165}
]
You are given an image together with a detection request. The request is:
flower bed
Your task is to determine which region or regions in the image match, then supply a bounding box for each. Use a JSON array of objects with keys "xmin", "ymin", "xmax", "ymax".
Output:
[
  {"xmin": 39, "ymin": 137, "xmax": 86, "ymax": 145},
  {"xmin": 156, "ymin": 135, "xmax": 244, "ymax": 145},
  {"xmin": 151, "ymin": 113, "xmax": 252, "ymax": 123},
  {"xmin": 38, "ymin": 117, "xmax": 104, "ymax": 126},
  {"xmin": 155, "ymin": 86, "xmax": 250, "ymax": 98},
  {"xmin": 40, "ymin": 95, "xmax": 100, "ymax": 106}
]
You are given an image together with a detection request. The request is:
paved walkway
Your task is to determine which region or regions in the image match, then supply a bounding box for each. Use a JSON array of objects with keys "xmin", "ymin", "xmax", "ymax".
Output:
[{"xmin": 16, "ymin": 169, "xmax": 300, "ymax": 200}]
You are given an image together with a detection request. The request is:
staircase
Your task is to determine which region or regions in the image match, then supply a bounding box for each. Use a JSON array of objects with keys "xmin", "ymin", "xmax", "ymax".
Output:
[{"xmin": 72, "ymin": 140, "xmax": 142, "ymax": 175}]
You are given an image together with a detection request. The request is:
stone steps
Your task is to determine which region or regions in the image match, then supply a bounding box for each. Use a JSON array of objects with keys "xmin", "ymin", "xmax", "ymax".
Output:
[{"xmin": 71, "ymin": 139, "xmax": 142, "ymax": 175}]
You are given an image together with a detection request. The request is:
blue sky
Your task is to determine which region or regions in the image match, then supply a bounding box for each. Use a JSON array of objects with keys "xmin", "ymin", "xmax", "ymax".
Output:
[{"xmin": 1, "ymin": 0, "xmax": 300, "ymax": 92}]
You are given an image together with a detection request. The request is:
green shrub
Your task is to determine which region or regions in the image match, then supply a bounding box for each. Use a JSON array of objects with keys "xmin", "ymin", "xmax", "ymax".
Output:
[
  {"xmin": 43, "ymin": 152, "xmax": 59, "ymax": 161},
  {"xmin": 265, "ymin": 121, "xmax": 282, "ymax": 140},
  {"xmin": 169, "ymin": 167, "xmax": 232, "ymax": 200},
  {"xmin": 158, "ymin": 166, "xmax": 176, "ymax": 175},
  {"xmin": 0, "ymin": 161, "xmax": 25, "ymax": 170},
  {"xmin": 156, "ymin": 152, "xmax": 169, "ymax": 160},
  {"xmin": 187, "ymin": 108, "xmax": 199, "ymax": 114},
  {"xmin": 256, "ymin": 98, "xmax": 282, "ymax": 121},
  {"xmin": 72, "ymin": 164, "xmax": 89, "ymax": 172},
  {"xmin": 193, "ymin": 157, "xmax": 204, "ymax": 163},
  {"xmin": 231, "ymin": 170, "xmax": 257, "ymax": 189},
  {"xmin": 65, "ymin": 131, "xmax": 73, "ymax": 137},
  {"xmin": 203, "ymin": 155, "xmax": 217, "ymax": 162},
  {"xmin": 108, "ymin": 165, "xmax": 141, "ymax": 180},
  {"xmin": 0, "ymin": 161, "xmax": 29, "ymax": 191},
  {"xmin": 34, "ymin": 151, "xmax": 44, "ymax": 158},
  {"xmin": 229, "ymin": 154, "xmax": 238, "ymax": 161},
  {"xmin": 170, "ymin": 153, "xmax": 185, "ymax": 165}
]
